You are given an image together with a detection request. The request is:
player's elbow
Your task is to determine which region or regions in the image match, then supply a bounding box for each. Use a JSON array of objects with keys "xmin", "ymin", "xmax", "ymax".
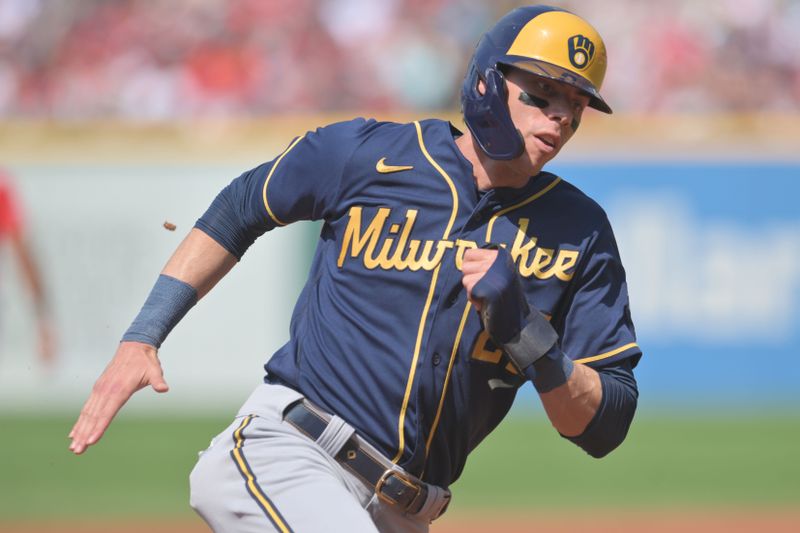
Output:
[
  {"xmin": 564, "ymin": 368, "xmax": 638, "ymax": 458},
  {"xmin": 573, "ymin": 421, "xmax": 632, "ymax": 458}
]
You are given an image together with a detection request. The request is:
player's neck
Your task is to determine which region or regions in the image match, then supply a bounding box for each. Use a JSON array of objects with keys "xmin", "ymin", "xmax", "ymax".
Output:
[{"xmin": 455, "ymin": 132, "xmax": 539, "ymax": 191}]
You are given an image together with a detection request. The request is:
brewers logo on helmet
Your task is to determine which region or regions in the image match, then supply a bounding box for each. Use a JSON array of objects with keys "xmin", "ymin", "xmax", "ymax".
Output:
[{"xmin": 461, "ymin": 5, "xmax": 611, "ymax": 160}]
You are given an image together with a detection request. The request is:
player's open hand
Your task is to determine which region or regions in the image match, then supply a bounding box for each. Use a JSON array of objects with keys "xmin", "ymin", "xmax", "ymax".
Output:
[
  {"xmin": 68, "ymin": 341, "xmax": 169, "ymax": 454},
  {"xmin": 461, "ymin": 247, "xmax": 499, "ymax": 311}
]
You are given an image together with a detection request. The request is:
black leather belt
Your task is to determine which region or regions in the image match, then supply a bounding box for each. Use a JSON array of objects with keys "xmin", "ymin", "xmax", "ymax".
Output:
[{"xmin": 283, "ymin": 400, "xmax": 448, "ymax": 518}]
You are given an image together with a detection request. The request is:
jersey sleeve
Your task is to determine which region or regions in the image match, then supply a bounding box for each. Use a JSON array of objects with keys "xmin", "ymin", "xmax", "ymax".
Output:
[
  {"xmin": 557, "ymin": 218, "xmax": 641, "ymax": 368},
  {"xmin": 195, "ymin": 118, "xmax": 371, "ymax": 258}
]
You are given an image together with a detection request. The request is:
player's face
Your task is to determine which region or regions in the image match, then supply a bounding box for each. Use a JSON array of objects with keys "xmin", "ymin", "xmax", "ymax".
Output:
[{"xmin": 503, "ymin": 68, "xmax": 590, "ymax": 176}]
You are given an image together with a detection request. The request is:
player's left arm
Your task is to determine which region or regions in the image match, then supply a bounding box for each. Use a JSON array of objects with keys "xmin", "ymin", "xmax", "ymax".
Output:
[
  {"xmin": 538, "ymin": 356, "xmax": 637, "ymax": 457},
  {"xmin": 463, "ymin": 247, "xmax": 638, "ymax": 458}
]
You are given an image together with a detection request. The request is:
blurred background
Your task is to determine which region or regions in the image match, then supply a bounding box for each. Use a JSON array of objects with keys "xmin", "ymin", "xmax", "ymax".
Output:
[
  {"xmin": 0, "ymin": 0, "xmax": 798, "ymax": 532},
  {"xmin": 1, "ymin": 0, "xmax": 799, "ymax": 116}
]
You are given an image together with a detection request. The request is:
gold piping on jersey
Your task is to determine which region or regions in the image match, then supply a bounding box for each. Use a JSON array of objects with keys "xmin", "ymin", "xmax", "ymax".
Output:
[
  {"xmin": 425, "ymin": 301, "xmax": 473, "ymax": 458},
  {"xmin": 230, "ymin": 416, "xmax": 293, "ymax": 533},
  {"xmin": 574, "ymin": 342, "xmax": 639, "ymax": 364},
  {"xmin": 393, "ymin": 263, "xmax": 443, "ymax": 464},
  {"xmin": 262, "ymin": 135, "xmax": 306, "ymax": 227},
  {"xmin": 392, "ymin": 121, "xmax": 460, "ymax": 463},
  {"xmin": 414, "ymin": 121, "xmax": 459, "ymax": 236},
  {"xmin": 485, "ymin": 176, "xmax": 562, "ymax": 242}
]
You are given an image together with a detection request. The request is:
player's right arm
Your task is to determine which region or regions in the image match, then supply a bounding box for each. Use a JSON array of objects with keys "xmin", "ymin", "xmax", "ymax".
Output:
[
  {"xmin": 69, "ymin": 229, "xmax": 236, "ymax": 454},
  {"xmin": 69, "ymin": 119, "xmax": 369, "ymax": 455}
]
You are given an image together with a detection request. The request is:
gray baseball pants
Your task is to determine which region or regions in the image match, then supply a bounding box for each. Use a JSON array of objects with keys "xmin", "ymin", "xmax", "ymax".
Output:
[{"xmin": 189, "ymin": 382, "xmax": 450, "ymax": 532}]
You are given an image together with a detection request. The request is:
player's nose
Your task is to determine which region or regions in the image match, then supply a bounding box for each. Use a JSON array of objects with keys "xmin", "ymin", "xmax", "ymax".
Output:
[{"xmin": 544, "ymin": 97, "xmax": 573, "ymax": 128}]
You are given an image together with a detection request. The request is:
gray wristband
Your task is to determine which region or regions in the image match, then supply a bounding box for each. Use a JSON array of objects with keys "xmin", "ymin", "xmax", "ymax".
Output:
[
  {"xmin": 501, "ymin": 309, "xmax": 573, "ymax": 393},
  {"xmin": 121, "ymin": 274, "xmax": 198, "ymax": 349},
  {"xmin": 523, "ymin": 347, "xmax": 575, "ymax": 393},
  {"xmin": 499, "ymin": 308, "xmax": 559, "ymax": 372}
]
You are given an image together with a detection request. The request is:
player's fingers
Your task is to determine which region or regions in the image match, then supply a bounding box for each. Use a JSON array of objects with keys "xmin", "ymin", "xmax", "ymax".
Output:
[
  {"xmin": 461, "ymin": 261, "xmax": 493, "ymax": 280},
  {"xmin": 463, "ymin": 247, "xmax": 498, "ymax": 261},
  {"xmin": 69, "ymin": 398, "xmax": 103, "ymax": 453},
  {"xmin": 69, "ymin": 370, "xmax": 142, "ymax": 453},
  {"xmin": 69, "ymin": 344, "xmax": 164, "ymax": 453},
  {"xmin": 148, "ymin": 368, "xmax": 170, "ymax": 394},
  {"xmin": 461, "ymin": 249, "xmax": 497, "ymax": 275},
  {"xmin": 142, "ymin": 350, "xmax": 169, "ymax": 393},
  {"xmin": 70, "ymin": 393, "xmax": 127, "ymax": 453},
  {"xmin": 69, "ymin": 383, "xmax": 107, "ymax": 440},
  {"xmin": 462, "ymin": 272, "xmax": 485, "ymax": 301},
  {"xmin": 69, "ymin": 395, "xmax": 116, "ymax": 453},
  {"xmin": 69, "ymin": 415, "xmax": 92, "ymax": 446}
]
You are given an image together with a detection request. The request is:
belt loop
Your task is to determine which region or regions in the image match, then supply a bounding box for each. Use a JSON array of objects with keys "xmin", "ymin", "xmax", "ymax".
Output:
[{"xmin": 315, "ymin": 413, "xmax": 355, "ymax": 457}]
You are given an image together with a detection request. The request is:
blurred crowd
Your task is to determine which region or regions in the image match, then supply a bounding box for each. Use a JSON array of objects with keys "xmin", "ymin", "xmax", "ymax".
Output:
[{"xmin": 0, "ymin": 0, "xmax": 798, "ymax": 119}]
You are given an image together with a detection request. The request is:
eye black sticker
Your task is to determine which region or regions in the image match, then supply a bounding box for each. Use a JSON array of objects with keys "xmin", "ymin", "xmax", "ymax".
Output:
[{"xmin": 519, "ymin": 91, "xmax": 548, "ymax": 109}]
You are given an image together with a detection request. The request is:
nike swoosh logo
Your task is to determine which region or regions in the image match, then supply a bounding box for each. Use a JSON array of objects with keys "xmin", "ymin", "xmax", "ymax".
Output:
[{"xmin": 376, "ymin": 157, "xmax": 414, "ymax": 173}]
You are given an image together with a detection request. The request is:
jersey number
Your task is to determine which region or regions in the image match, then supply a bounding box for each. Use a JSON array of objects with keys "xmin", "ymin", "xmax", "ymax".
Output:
[{"xmin": 470, "ymin": 330, "xmax": 519, "ymax": 375}]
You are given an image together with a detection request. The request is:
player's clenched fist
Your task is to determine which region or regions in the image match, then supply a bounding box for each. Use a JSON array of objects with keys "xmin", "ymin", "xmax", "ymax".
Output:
[
  {"xmin": 68, "ymin": 341, "xmax": 169, "ymax": 454},
  {"xmin": 462, "ymin": 246, "xmax": 532, "ymax": 345},
  {"xmin": 461, "ymin": 246, "xmax": 561, "ymax": 381},
  {"xmin": 461, "ymin": 247, "xmax": 499, "ymax": 311}
]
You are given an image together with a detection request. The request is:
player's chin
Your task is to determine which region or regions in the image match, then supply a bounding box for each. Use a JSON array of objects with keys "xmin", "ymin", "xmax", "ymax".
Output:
[{"xmin": 520, "ymin": 144, "xmax": 558, "ymax": 174}]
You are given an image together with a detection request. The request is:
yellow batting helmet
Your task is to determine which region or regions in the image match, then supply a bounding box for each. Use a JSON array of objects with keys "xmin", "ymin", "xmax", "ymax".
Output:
[{"xmin": 462, "ymin": 6, "xmax": 611, "ymax": 160}]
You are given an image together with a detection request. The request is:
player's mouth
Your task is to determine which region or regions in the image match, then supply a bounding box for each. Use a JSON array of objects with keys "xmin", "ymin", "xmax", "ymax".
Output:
[{"xmin": 533, "ymin": 132, "xmax": 560, "ymax": 152}]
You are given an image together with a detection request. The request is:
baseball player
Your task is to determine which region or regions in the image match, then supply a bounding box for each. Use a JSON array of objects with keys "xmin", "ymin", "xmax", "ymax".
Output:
[{"xmin": 69, "ymin": 6, "xmax": 641, "ymax": 532}]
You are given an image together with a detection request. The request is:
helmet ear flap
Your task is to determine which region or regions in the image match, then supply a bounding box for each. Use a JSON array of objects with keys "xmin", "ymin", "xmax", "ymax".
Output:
[
  {"xmin": 461, "ymin": 66, "xmax": 524, "ymax": 161},
  {"xmin": 483, "ymin": 67, "xmax": 507, "ymax": 100}
]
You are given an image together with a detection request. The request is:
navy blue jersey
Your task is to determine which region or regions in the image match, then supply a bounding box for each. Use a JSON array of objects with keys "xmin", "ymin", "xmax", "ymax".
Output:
[{"xmin": 196, "ymin": 118, "xmax": 641, "ymax": 487}]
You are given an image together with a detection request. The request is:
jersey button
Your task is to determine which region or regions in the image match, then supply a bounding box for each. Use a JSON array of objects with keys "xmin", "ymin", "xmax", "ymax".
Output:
[{"xmin": 432, "ymin": 353, "xmax": 441, "ymax": 366}]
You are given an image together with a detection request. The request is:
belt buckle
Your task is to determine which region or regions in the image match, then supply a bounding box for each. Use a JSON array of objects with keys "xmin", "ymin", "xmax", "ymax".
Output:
[{"xmin": 375, "ymin": 469, "xmax": 422, "ymax": 509}]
